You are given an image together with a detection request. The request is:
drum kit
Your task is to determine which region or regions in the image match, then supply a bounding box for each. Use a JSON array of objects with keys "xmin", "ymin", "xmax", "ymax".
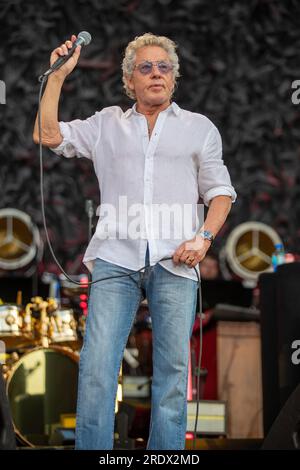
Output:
[
  {"xmin": 0, "ymin": 296, "xmax": 83, "ymax": 447},
  {"xmin": 0, "ymin": 291, "xmax": 154, "ymax": 447}
]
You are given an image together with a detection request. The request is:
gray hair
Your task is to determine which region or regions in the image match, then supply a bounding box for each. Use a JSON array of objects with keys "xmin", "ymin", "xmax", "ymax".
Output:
[{"xmin": 122, "ymin": 32, "xmax": 180, "ymax": 100}]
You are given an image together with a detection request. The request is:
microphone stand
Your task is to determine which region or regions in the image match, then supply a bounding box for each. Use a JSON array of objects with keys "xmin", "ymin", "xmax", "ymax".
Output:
[{"xmin": 85, "ymin": 199, "xmax": 94, "ymax": 298}]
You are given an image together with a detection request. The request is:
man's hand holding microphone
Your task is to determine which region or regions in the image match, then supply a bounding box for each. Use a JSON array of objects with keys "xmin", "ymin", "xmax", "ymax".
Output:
[{"xmin": 39, "ymin": 31, "xmax": 91, "ymax": 81}]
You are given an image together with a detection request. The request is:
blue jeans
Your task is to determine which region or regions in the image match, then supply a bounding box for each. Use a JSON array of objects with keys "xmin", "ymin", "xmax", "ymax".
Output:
[{"xmin": 75, "ymin": 247, "xmax": 198, "ymax": 450}]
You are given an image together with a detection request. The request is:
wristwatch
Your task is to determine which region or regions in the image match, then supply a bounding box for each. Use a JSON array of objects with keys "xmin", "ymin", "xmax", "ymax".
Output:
[{"xmin": 198, "ymin": 230, "xmax": 214, "ymax": 244}]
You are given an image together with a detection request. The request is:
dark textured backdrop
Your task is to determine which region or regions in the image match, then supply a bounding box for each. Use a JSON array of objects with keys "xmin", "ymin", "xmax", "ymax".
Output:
[{"xmin": 0, "ymin": 0, "xmax": 299, "ymax": 274}]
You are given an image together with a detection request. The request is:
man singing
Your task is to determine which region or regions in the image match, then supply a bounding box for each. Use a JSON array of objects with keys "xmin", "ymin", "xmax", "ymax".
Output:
[{"xmin": 33, "ymin": 32, "xmax": 236, "ymax": 450}]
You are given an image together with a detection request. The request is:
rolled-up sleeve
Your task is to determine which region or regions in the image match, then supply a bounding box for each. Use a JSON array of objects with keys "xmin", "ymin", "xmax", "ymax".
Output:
[
  {"xmin": 50, "ymin": 112, "xmax": 100, "ymax": 160},
  {"xmin": 198, "ymin": 125, "xmax": 237, "ymax": 206}
]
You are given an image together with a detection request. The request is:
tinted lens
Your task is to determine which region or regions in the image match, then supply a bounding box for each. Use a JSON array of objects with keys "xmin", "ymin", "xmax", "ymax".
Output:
[
  {"xmin": 138, "ymin": 62, "xmax": 153, "ymax": 74},
  {"xmin": 157, "ymin": 62, "xmax": 173, "ymax": 74}
]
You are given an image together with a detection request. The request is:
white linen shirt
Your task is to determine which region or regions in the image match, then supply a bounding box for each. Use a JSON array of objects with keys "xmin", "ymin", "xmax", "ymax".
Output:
[{"xmin": 51, "ymin": 102, "xmax": 236, "ymax": 281}]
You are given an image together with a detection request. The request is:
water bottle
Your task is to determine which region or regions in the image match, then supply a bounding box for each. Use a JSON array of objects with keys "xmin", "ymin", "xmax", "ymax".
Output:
[
  {"xmin": 271, "ymin": 243, "xmax": 285, "ymax": 272},
  {"xmin": 49, "ymin": 277, "xmax": 61, "ymax": 308}
]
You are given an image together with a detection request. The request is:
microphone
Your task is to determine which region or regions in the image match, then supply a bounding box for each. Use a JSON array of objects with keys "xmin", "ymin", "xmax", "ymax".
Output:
[{"xmin": 39, "ymin": 31, "xmax": 92, "ymax": 80}]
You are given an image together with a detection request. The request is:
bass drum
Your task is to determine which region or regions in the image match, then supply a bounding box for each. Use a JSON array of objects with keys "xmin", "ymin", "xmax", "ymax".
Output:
[{"xmin": 6, "ymin": 346, "xmax": 79, "ymax": 447}]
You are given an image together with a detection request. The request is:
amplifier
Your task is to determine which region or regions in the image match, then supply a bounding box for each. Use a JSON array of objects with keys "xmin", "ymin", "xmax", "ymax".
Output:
[{"xmin": 186, "ymin": 400, "xmax": 227, "ymax": 435}]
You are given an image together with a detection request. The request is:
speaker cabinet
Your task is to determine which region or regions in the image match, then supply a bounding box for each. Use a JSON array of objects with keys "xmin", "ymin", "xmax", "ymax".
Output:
[{"xmin": 259, "ymin": 262, "xmax": 300, "ymax": 435}]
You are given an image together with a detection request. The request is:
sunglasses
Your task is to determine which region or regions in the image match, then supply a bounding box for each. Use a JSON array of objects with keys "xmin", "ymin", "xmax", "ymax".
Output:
[{"xmin": 134, "ymin": 60, "xmax": 174, "ymax": 75}]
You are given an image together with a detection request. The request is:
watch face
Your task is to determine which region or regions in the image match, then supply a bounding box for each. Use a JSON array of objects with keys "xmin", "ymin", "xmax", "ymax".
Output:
[{"xmin": 202, "ymin": 231, "xmax": 213, "ymax": 242}]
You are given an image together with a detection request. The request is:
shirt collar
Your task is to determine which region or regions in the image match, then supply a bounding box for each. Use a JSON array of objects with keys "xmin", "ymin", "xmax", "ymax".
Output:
[{"xmin": 123, "ymin": 101, "xmax": 180, "ymax": 119}]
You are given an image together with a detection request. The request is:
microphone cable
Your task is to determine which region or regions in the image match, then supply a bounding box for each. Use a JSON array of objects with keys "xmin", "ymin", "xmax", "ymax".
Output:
[{"xmin": 37, "ymin": 76, "xmax": 203, "ymax": 449}]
